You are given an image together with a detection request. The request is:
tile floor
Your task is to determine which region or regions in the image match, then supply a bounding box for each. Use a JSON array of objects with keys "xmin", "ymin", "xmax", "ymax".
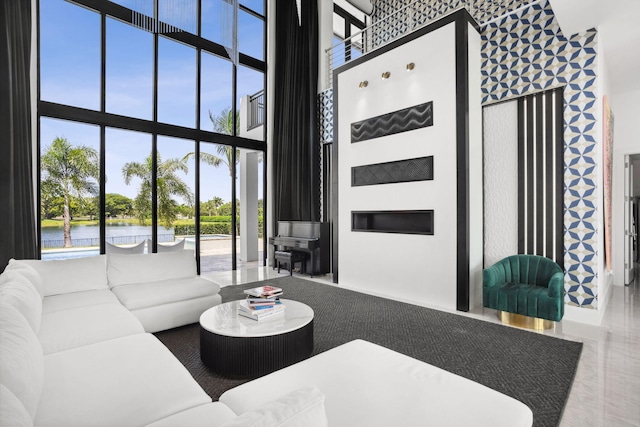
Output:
[{"xmin": 203, "ymin": 267, "xmax": 640, "ymax": 427}]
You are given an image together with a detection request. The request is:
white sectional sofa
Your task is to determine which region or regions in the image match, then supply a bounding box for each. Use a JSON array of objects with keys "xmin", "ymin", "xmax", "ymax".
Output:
[{"xmin": 0, "ymin": 253, "xmax": 533, "ymax": 427}]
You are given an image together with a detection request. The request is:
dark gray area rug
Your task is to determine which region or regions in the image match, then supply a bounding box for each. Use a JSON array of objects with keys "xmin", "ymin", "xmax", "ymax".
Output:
[{"xmin": 154, "ymin": 276, "xmax": 582, "ymax": 427}]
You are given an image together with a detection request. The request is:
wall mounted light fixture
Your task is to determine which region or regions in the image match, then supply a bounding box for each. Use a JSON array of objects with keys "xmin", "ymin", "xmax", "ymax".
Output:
[
  {"xmin": 381, "ymin": 71, "xmax": 391, "ymax": 79},
  {"xmin": 359, "ymin": 80, "xmax": 369, "ymax": 89},
  {"xmin": 406, "ymin": 62, "xmax": 415, "ymax": 71}
]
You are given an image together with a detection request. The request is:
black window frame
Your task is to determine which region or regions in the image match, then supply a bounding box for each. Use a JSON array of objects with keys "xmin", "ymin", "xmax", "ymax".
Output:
[
  {"xmin": 334, "ymin": 3, "xmax": 366, "ymax": 63},
  {"xmin": 36, "ymin": 0, "xmax": 268, "ymax": 272}
]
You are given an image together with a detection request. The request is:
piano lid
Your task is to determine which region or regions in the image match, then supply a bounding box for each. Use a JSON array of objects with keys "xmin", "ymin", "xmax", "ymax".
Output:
[{"xmin": 277, "ymin": 221, "xmax": 323, "ymax": 238}]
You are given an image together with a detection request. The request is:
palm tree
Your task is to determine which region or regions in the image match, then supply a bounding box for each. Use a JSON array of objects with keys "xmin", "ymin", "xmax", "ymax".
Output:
[
  {"xmin": 41, "ymin": 137, "xmax": 99, "ymax": 248},
  {"xmin": 122, "ymin": 153, "xmax": 193, "ymax": 228},
  {"xmin": 210, "ymin": 107, "xmax": 239, "ymax": 136},
  {"xmin": 210, "ymin": 196, "xmax": 224, "ymax": 216},
  {"xmin": 183, "ymin": 108, "xmax": 240, "ymax": 177}
]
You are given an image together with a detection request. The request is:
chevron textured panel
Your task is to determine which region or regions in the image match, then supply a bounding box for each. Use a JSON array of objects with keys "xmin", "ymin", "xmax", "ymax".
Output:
[
  {"xmin": 481, "ymin": 0, "xmax": 599, "ymax": 309},
  {"xmin": 352, "ymin": 156, "xmax": 434, "ymax": 187},
  {"xmin": 351, "ymin": 102, "xmax": 433, "ymax": 143}
]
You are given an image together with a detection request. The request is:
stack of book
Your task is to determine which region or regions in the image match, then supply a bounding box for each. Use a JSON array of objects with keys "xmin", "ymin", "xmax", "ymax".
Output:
[{"xmin": 238, "ymin": 285, "xmax": 285, "ymax": 321}]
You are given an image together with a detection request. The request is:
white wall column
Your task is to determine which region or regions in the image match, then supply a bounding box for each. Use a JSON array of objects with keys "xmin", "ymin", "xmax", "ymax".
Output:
[
  {"xmin": 318, "ymin": 0, "xmax": 334, "ymax": 92},
  {"xmin": 240, "ymin": 151, "xmax": 259, "ymax": 261}
]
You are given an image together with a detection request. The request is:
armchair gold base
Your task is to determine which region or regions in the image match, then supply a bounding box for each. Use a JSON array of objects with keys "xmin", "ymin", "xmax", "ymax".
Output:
[{"xmin": 497, "ymin": 311, "xmax": 554, "ymax": 330}]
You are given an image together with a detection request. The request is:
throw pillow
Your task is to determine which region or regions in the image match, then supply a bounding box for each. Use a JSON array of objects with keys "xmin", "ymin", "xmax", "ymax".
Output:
[
  {"xmin": 156, "ymin": 239, "xmax": 186, "ymax": 253},
  {"xmin": 106, "ymin": 241, "xmax": 146, "ymax": 255},
  {"xmin": 220, "ymin": 386, "xmax": 328, "ymax": 427}
]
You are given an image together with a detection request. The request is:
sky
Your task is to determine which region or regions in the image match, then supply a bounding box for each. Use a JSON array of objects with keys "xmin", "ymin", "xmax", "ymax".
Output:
[{"xmin": 39, "ymin": 0, "xmax": 264, "ymax": 205}]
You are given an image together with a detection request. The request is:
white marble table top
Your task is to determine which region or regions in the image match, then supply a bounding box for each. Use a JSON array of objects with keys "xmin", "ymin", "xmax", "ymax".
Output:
[{"xmin": 199, "ymin": 299, "xmax": 314, "ymax": 338}]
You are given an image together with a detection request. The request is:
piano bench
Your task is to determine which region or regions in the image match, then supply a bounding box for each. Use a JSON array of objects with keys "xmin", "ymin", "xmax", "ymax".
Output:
[{"xmin": 274, "ymin": 251, "xmax": 307, "ymax": 276}]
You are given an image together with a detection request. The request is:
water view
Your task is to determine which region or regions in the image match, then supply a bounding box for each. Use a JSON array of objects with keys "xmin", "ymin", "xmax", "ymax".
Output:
[{"xmin": 41, "ymin": 223, "xmax": 175, "ymax": 248}]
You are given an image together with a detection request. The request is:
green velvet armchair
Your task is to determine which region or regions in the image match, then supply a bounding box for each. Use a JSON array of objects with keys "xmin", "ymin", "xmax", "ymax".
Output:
[{"xmin": 483, "ymin": 254, "xmax": 565, "ymax": 322}]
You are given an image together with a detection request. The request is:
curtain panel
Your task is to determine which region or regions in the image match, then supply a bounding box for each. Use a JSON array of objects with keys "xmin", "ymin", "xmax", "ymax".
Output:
[
  {"xmin": 0, "ymin": 0, "xmax": 37, "ymax": 266},
  {"xmin": 272, "ymin": 0, "xmax": 320, "ymax": 225}
]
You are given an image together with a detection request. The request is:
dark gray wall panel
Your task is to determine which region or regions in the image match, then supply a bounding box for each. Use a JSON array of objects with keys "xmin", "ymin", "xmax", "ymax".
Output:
[
  {"xmin": 350, "ymin": 101, "xmax": 433, "ymax": 143},
  {"xmin": 351, "ymin": 156, "xmax": 434, "ymax": 187}
]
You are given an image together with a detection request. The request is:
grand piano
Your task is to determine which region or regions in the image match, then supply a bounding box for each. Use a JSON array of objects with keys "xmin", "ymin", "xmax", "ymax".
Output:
[{"xmin": 269, "ymin": 221, "xmax": 330, "ymax": 276}]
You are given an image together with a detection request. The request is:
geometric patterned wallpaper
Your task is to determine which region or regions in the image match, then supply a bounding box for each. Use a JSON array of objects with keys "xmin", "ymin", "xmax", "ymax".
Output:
[
  {"xmin": 318, "ymin": 89, "xmax": 334, "ymax": 221},
  {"xmin": 482, "ymin": 0, "xmax": 599, "ymax": 309},
  {"xmin": 322, "ymin": 0, "xmax": 601, "ymax": 309},
  {"xmin": 319, "ymin": 88, "xmax": 334, "ymax": 143},
  {"xmin": 371, "ymin": 0, "xmax": 534, "ymax": 43}
]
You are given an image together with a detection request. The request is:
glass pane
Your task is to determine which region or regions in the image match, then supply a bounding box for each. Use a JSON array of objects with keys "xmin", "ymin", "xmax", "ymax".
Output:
[
  {"xmin": 156, "ymin": 137, "xmax": 196, "ymax": 251},
  {"xmin": 237, "ymin": 148, "xmax": 264, "ymax": 268},
  {"xmin": 350, "ymin": 25, "xmax": 364, "ymax": 59},
  {"xmin": 240, "ymin": 0, "xmax": 264, "ymax": 16},
  {"xmin": 238, "ymin": 9, "xmax": 264, "ymax": 60},
  {"xmin": 159, "ymin": 0, "xmax": 198, "ymax": 34},
  {"xmin": 158, "ymin": 36, "xmax": 196, "ymax": 128},
  {"xmin": 202, "ymin": 0, "xmax": 225, "ymax": 45},
  {"xmin": 40, "ymin": 118, "xmax": 100, "ymax": 260},
  {"xmin": 199, "ymin": 142, "xmax": 234, "ymax": 273},
  {"xmin": 106, "ymin": 17, "xmax": 153, "ymax": 120},
  {"xmin": 40, "ymin": 0, "xmax": 100, "ymax": 110},
  {"xmin": 237, "ymin": 66, "xmax": 264, "ymax": 141},
  {"xmin": 105, "ymin": 128, "xmax": 153, "ymax": 251},
  {"xmin": 201, "ymin": 52, "xmax": 233, "ymax": 132}
]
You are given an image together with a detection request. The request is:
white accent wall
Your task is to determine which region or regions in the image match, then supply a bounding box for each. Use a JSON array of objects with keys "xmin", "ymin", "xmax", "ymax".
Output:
[
  {"xmin": 337, "ymin": 21, "xmax": 482, "ymax": 311},
  {"xmin": 482, "ymin": 100, "xmax": 518, "ymax": 268}
]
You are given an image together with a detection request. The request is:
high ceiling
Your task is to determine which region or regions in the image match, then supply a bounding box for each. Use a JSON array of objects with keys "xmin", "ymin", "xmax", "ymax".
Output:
[{"xmin": 550, "ymin": 0, "xmax": 640, "ymax": 96}]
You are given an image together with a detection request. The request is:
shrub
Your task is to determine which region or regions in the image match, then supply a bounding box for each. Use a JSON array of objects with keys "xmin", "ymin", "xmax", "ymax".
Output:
[{"xmin": 200, "ymin": 216, "xmax": 232, "ymax": 223}]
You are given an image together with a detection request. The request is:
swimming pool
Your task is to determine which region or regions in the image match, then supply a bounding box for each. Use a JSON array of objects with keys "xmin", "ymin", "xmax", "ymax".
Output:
[{"xmin": 40, "ymin": 235, "xmax": 232, "ymax": 260}]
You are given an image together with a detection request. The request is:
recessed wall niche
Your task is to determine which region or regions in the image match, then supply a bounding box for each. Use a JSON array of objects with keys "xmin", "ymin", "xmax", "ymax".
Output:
[{"xmin": 352, "ymin": 210, "xmax": 434, "ymax": 235}]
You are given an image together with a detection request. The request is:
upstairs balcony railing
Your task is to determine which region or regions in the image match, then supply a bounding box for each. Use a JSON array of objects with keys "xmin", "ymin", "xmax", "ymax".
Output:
[
  {"xmin": 247, "ymin": 90, "xmax": 265, "ymax": 131},
  {"xmin": 325, "ymin": 0, "xmax": 540, "ymax": 88}
]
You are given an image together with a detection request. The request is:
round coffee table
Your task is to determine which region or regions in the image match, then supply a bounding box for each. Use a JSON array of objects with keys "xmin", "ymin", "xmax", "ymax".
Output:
[{"xmin": 199, "ymin": 299, "xmax": 314, "ymax": 377}]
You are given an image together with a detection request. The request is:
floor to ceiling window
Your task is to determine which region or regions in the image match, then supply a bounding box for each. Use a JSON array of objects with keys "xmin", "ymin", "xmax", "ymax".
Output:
[{"xmin": 38, "ymin": 0, "xmax": 266, "ymax": 273}]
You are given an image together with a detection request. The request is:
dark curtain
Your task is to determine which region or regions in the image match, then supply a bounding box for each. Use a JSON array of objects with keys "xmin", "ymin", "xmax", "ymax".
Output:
[
  {"xmin": 273, "ymin": 0, "xmax": 320, "ymax": 226},
  {"xmin": 0, "ymin": 0, "xmax": 37, "ymax": 267}
]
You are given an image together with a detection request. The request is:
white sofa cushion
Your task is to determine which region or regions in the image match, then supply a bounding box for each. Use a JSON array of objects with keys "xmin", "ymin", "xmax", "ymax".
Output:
[
  {"xmin": 111, "ymin": 276, "xmax": 220, "ymax": 310},
  {"xmin": 145, "ymin": 402, "xmax": 238, "ymax": 427},
  {"xmin": 36, "ymin": 333, "xmax": 211, "ymax": 427},
  {"xmin": 0, "ymin": 384, "xmax": 33, "ymax": 427},
  {"xmin": 39, "ymin": 303, "xmax": 144, "ymax": 354},
  {"xmin": 105, "ymin": 240, "xmax": 146, "ymax": 255},
  {"xmin": 221, "ymin": 386, "xmax": 328, "ymax": 427},
  {"xmin": 0, "ymin": 271, "xmax": 43, "ymax": 333},
  {"xmin": 107, "ymin": 250, "xmax": 197, "ymax": 287},
  {"xmin": 42, "ymin": 289, "xmax": 120, "ymax": 314},
  {"xmin": 20, "ymin": 255, "xmax": 108, "ymax": 296},
  {"xmin": 4, "ymin": 259, "xmax": 44, "ymax": 297},
  {"xmin": 0, "ymin": 303, "xmax": 44, "ymax": 419},
  {"xmin": 220, "ymin": 340, "xmax": 533, "ymax": 427}
]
